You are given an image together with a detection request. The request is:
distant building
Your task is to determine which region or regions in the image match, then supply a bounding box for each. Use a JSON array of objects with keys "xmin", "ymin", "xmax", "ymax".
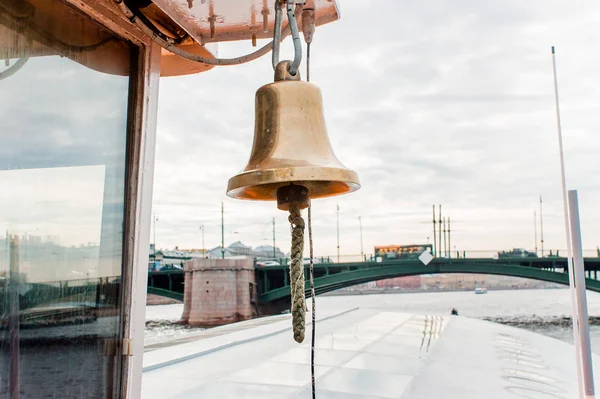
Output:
[
  {"xmin": 178, "ymin": 248, "xmax": 209, "ymax": 258},
  {"xmin": 207, "ymin": 242, "xmax": 284, "ymax": 260},
  {"xmin": 208, "ymin": 241, "xmax": 252, "ymax": 259},
  {"xmin": 208, "ymin": 246, "xmax": 238, "ymax": 259},
  {"xmin": 148, "ymin": 247, "xmax": 191, "ymax": 271},
  {"xmin": 148, "ymin": 242, "xmax": 286, "ymax": 266},
  {"xmin": 228, "ymin": 241, "xmax": 253, "ymax": 256},
  {"xmin": 254, "ymin": 245, "xmax": 285, "ymax": 260}
]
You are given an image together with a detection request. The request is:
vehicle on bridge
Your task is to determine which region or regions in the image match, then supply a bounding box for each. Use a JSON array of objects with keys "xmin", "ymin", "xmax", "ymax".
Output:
[
  {"xmin": 498, "ymin": 248, "xmax": 538, "ymax": 259},
  {"xmin": 375, "ymin": 244, "xmax": 433, "ymax": 260},
  {"xmin": 256, "ymin": 260, "xmax": 281, "ymax": 267},
  {"xmin": 158, "ymin": 264, "xmax": 184, "ymax": 272}
]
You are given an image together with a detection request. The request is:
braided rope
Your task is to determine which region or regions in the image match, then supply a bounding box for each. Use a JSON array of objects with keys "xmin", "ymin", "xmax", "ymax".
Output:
[
  {"xmin": 288, "ymin": 205, "xmax": 306, "ymax": 343},
  {"xmin": 308, "ymin": 204, "xmax": 316, "ymax": 398}
]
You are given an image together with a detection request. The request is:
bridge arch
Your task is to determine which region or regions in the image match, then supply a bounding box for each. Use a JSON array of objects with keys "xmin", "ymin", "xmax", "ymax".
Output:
[{"xmin": 259, "ymin": 261, "xmax": 600, "ymax": 303}]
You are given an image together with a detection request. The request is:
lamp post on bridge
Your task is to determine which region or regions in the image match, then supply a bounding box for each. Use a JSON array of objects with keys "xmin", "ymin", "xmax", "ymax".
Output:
[
  {"xmin": 272, "ymin": 217, "xmax": 276, "ymax": 260},
  {"xmin": 448, "ymin": 217, "xmax": 451, "ymax": 259},
  {"xmin": 221, "ymin": 202, "xmax": 225, "ymax": 259},
  {"xmin": 442, "ymin": 217, "xmax": 446, "ymax": 257},
  {"xmin": 336, "ymin": 204, "xmax": 340, "ymax": 263},
  {"xmin": 432, "ymin": 205, "xmax": 437, "ymax": 257},
  {"xmin": 540, "ymin": 196, "xmax": 545, "ymax": 257},
  {"xmin": 358, "ymin": 216, "xmax": 364, "ymax": 262},
  {"xmin": 153, "ymin": 214, "xmax": 158, "ymax": 259},
  {"xmin": 438, "ymin": 205, "xmax": 442, "ymax": 258},
  {"xmin": 534, "ymin": 210, "xmax": 538, "ymax": 256},
  {"xmin": 200, "ymin": 224, "xmax": 205, "ymax": 257}
]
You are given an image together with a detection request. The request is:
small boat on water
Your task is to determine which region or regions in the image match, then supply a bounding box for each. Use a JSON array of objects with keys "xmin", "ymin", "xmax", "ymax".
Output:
[{"xmin": 475, "ymin": 287, "xmax": 488, "ymax": 294}]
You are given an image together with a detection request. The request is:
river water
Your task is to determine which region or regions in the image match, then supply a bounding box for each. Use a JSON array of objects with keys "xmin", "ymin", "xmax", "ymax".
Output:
[{"xmin": 145, "ymin": 288, "xmax": 600, "ymax": 353}]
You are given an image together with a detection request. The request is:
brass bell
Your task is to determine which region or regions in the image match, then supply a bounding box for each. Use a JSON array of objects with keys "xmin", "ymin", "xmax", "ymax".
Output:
[{"xmin": 227, "ymin": 61, "xmax": 360, "ymax": 210}]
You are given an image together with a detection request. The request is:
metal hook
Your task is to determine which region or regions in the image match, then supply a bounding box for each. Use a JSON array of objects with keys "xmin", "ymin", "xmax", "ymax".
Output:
[
  {"xmin": 271, "ymin": 0, "xmax": 283, "ymax": 70},
  {"xmin": 271, "ymin": 0, "xmax": 302, "ymax": 76},
  {"xmin": 286, "ymin": 0, "xmax": 302, "ymax": 75}
]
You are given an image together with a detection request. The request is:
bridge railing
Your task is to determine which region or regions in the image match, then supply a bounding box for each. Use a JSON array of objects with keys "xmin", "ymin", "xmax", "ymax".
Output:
[
  {"xmin": 257, "ymin": 256, "xmax": 600, "ymax": 302},
  {"xmin": 271, "ymin": 248, "xmax": 600, "ymax": 265}
]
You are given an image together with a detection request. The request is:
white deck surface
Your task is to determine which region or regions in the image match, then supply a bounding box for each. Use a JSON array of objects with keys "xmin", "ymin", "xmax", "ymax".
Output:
[{"xmin": 142, "ymin": 305, "xmax": 598, "ymax": 398}]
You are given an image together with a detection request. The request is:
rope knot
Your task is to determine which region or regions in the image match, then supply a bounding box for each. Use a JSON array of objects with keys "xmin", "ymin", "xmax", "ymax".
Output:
[{"xmin": 288, "ymin": 207, "xmax": 305, "ymax": 229}]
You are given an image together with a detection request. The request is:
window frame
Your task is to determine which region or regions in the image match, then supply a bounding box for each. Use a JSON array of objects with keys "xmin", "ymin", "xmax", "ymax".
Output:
[
  {"xmin": 118, "ymin": 42, "xmax": 161, "ymax": 399},
  {"xmin": 60, "ymin": 2, "xmax": 161, "ymax": 397}
]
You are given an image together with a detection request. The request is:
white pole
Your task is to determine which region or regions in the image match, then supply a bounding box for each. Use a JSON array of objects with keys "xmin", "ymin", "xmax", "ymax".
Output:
[
  {"xmin": 569, "ymin": 190, "xmax": 595, "ymax": 399},
  {"xmin": 552, "ymin": 45, "xmax": 584, "ymax": 398},
  {"xmin": 568, "ymin": 190, "xmax": 595, "ymax": 398}
]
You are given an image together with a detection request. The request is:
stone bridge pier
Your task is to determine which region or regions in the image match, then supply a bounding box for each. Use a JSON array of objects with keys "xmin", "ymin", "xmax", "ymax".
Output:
[{"xmin": 181, "ymin": 259, "xmax": 258, "ymax": 326}]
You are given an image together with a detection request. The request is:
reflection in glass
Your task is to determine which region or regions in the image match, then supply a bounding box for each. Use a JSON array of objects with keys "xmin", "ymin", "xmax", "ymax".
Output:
[{"xmin": 0, "ymin": 0, "xmax": 131, "ymax": 397}]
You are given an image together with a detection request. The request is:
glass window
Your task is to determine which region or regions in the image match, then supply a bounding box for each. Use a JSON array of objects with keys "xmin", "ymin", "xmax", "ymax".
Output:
[{"xmin": 0, "ymin": 0, "xmax": 132, "ymax": 397}]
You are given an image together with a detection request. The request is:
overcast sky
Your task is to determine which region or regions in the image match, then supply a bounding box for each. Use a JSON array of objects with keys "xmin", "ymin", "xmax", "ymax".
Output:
[{"xmin": 152, "ymin": 0, "xmax": 600, "ymax": 258}]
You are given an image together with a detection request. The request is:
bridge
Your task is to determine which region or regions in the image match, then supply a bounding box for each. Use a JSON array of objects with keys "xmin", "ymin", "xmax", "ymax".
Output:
[
  {"xmin": 147, "ymin": 257, "xmax": 600, "ymax": 306},
  {"xmin": 147, "ymin": 271, "xmax": 185, "ymax": 302}
]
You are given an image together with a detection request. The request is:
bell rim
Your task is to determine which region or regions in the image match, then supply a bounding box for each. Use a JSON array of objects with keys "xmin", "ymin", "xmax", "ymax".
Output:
[{"xmin": 226, "ymin": 166, "xmax": 360, "ymax": 201}]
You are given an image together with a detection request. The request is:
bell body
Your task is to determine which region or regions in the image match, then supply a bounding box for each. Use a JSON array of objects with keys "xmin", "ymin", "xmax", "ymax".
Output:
[{"xmin": 226, "ymin": 79, "xmax": 360, "ymax": 203}]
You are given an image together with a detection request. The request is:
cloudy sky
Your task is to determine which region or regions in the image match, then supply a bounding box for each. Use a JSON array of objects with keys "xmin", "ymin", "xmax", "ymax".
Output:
[{"xmin": 152, "ymin": 0, "xmax": 600, "ymax": 258}]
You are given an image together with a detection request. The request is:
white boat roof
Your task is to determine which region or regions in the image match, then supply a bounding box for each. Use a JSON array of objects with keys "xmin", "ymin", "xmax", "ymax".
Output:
[{"xmin": 142, "ymin": 306, "xmax": 594, "ymax": 398}]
